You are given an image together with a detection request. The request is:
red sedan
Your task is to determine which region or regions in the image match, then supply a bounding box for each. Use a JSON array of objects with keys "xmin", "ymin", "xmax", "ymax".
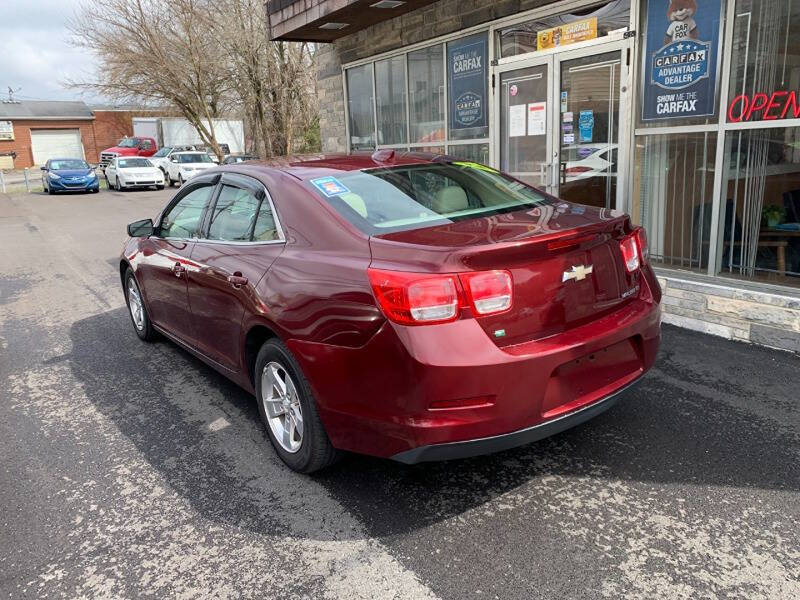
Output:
[{"xmin": 120, "ymin": 152, "xmax": 661, "ymax": 473}]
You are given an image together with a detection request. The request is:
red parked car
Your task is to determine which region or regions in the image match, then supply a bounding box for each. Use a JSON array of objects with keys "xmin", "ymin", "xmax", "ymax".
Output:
[{"xmin": 120, "ymin": 152, "xmax": 661, "ymax": 473}]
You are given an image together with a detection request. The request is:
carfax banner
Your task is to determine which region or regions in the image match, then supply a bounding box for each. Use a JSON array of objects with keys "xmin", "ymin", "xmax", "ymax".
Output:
[
  {"xmin": 448, "ymin": 33, "xmax": 488, "ymax": 131},
  {"xmin": 641, "ymin": 0, "xmax": 723, "ymax": 121}
]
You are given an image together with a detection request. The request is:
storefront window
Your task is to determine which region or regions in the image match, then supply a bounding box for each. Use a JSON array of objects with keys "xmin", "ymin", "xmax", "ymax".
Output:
[
  {"xmin": 408, "ymin": 45, "xmax": 445, "ymax": 144},
  {"xmin": 446, "ymin": 143, "xmax": 490, "ymax": 164},
  {"xmin": 726, "ymin": 0, "xmax": 800, "ymax": 124},
  {"xmin": 410, "ymin": 146, "xmax": 445, "ymax": 154},
  {"xmin": 497, "ymin": 0, "xmax": 630, "ymax": 58},
  {"xmin": 375, "ymin": 56, "xmax": 407, "ymax": 146},
  {"xmin": 346, "ymin": 64, "xmax": 375, "ymax": 151},
  {"xmin": 718, "ymin": 127, "xmax": 800, "ymax": 285},
  {"xmin": 635, "ymin": 133, "xmax": 717, "ymax": 272}
]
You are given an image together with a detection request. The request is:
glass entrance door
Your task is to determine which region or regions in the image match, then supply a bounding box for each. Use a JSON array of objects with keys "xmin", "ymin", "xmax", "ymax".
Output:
[
  {"xmin": 496, "ymin": 42, "xmax": 626, "ymax": 208},
  {"xmin": 499, "ymin": 61, "xmax": 555, "ymax": 193},
  {"xmin": 556, "ymin": 51, "xmax": 621, "ymax": 208}
]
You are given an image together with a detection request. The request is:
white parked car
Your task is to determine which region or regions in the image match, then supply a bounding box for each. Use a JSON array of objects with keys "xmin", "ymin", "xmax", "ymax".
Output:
[
  {"xmin": 148, "ymin": 145, "xmax": 197, "ymax": 177},
  {"xmin": 166, "ymin": 151, "xmax": 217, "ymax": 186},
  {"xmin": 105, "ymin": 157, "xmax": 165, "ymax": 191}
]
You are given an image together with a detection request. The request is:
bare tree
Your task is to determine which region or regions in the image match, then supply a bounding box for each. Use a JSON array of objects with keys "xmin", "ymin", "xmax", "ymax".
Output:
[
  {"xmin": 70, "ymin": 0, "xmax": 320, "ymax": 158},
  {"xmin": 69, "ymin": 0, "xmax": 229, "ymax": 159},
  {"xmin": 210, "ymin": 0, "xmax": 319, "ymax": 157}
]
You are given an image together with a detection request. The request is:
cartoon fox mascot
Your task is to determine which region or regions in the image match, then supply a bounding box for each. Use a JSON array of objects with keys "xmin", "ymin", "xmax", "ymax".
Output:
[{"xmin": 664, "ymin": 0, "xmax": 699, "ymax": 45}]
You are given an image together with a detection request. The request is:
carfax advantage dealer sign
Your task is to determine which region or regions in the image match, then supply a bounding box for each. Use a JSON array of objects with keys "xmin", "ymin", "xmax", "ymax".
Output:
[{"xmin": 641, "ymin": 0, "xmax": 724, "ymax": 121}]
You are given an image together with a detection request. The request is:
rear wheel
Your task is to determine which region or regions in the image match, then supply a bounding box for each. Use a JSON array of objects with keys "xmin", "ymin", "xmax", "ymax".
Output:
[
  {"xmin": 124, "ymin": 268, "xmax": 156, "ymax": 341},
  {"xmin": 255, "ymin": 339, "xmax": 338, "ymax": 473}
]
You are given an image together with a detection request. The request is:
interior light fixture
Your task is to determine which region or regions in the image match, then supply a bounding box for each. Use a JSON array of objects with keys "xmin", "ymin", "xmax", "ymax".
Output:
[
  {"xmin": 318, "ymin": 22, "xmax": 349, "ymax": 30},
  {"xmin": 371, "ymin": 0, "xmax": 405, "ymax": 8}
]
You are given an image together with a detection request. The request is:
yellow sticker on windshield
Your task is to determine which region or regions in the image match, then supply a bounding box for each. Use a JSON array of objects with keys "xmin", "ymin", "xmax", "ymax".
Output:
[{"xmin": 452, "ymin": 161, "xmax": 498, "ymax": 173}]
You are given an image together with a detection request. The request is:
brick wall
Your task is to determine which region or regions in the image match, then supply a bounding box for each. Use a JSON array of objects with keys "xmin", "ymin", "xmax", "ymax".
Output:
[
  {"xmin": 317, "ymin": 0, "xmax": 554, "ymax": 152},
  {"xmin": 0, "ymin": 120, "xmax": 99, "ymax": 168},
  {"xmin": 657, "ymin": 272, "xmax": 800, "ymax": 353}
]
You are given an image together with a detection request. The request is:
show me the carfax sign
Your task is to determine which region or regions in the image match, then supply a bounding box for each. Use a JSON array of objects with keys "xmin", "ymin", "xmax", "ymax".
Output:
[
  {"xmin": 448, "ymin": 33, "xmax": 488, "ymax": 131},
  {"xmin": 641, "ymin": 0, "xmax": 724, "ymax": 121}
]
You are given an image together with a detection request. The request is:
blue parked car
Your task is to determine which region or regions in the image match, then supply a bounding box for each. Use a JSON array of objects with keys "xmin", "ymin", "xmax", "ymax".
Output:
[{"xmin": 41, "ymin": 158, "xmax": 100, "ymax": 194}]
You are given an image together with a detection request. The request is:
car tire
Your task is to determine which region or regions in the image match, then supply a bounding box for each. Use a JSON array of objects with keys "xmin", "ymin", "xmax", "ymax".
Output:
[
  {"xmin": 115, "ymin": 178, "xmax": 123, "ymax": 192},
  {"xmin": 124, "ymin": 268, "xmax": 157, "ymax": 342},
  {"xmin": 255, "ymin": 338, "xmax": 339, "ymax": 473},
  {"xmin": 178, "ymin": 174, "xmax": 184, "ymax": 187},
  {"xmin": 168, "ymin": 173, "xmax": 175, "ymax": 187},
  {"xmin": 156, "ymin": 185, "xmax": 164, "ymax": 190}
]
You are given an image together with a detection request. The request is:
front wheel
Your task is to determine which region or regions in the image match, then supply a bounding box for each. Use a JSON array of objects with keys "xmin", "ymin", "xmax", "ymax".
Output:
[
  {"xmin": 124, "ymin": 268, "xmax": 156, "ymax": 341},
  {"xmin": 255, "ymin": 339, "xmax": 338, "ymax": 473},
  {"xmin": 178, "ymin": 174, "xmax": 184, "ymax": 186}
]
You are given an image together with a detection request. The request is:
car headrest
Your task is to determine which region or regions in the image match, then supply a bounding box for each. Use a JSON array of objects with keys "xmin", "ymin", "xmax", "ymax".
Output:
[{"xmin": 433, "ymin": 186, "xmax": 469, "ymax": 214}]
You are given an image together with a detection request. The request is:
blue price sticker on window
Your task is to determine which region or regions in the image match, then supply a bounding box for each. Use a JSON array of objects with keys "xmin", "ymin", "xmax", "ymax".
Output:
[{"xmin": 311, "ymin": 176, "xmax": 350, "ymax": 197}]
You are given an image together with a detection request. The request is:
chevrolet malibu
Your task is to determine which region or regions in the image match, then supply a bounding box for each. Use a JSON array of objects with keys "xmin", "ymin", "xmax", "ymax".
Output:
[{"xmin": 120, "ymin": 152, "xmax": 661, "ymax": 473}]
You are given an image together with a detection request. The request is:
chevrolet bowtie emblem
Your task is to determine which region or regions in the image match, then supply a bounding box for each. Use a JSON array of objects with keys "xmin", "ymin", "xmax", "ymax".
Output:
[{"xmin": 562, "ymin": 264, "xmax": 593, "ymax": 282}]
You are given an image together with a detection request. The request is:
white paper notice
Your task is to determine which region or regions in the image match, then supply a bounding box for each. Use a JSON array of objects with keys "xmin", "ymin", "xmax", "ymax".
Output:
[
  {"xmin": 509, "ymin": 104, "xmax": 526, "ymax": 137},
  {"xmin": 563, "ymin": 111, "xmax": 574, "ymax": 123},
  {"xmin": 527, "ymin": 102, "xmax": 546, "ymax": 136}
]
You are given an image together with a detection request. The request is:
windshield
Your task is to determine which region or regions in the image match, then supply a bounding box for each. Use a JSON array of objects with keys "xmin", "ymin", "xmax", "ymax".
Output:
[
  {"xmin": 152, "ymin": 147, "xmax": 172, "ymax": 158},
  {"xmin": 305, "ymin": 162, "xmax": 553, "ymax": 235},
  {"xmin": 50, "ymin": 159, "xmax": 89, "ymax": 170},
  {"xmin": 177, "ymin": 153, "xmax": 213, "ymax": 164},
  {"xmin": 117, "ymin": 138, "xmax": 139, "ymax": 148},
  {"xmin": 118, "ymin": 158, "xmax": 153, "ymax": 168}
]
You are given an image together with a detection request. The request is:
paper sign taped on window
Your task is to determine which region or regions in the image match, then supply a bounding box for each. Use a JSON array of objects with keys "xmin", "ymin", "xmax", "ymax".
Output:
[{"xmin": 311, "ymin": 176, "xmax": 350, "ymax": 197}]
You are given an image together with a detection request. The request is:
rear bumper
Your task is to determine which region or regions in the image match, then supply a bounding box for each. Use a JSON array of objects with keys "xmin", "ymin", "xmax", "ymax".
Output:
[
  {"xmin": 391, "ymin": 378, "xmax": 639, "ymax": 464},
  {"xmin": 289, "ymin": 268, "xmax": 662, "ymax": 460}
]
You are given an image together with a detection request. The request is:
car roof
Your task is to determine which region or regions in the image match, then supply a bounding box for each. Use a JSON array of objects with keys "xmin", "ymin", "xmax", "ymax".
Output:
[
  {"xmin": 49, "ymin": 157, "xmax": 86, "ymax": 162},
  {"xmin": 234, "ymin": 151, "xmax": 448, "ymax": 181}
]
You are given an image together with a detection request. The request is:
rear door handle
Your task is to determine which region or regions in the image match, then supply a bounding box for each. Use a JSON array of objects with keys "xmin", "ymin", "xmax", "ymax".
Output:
[
  {"xmin": 172, "ymin": 262, "xmax": 186, "ymax": 277},
  {"xmin": 227, "ymin": 274, "xmax": 248, "ymax": 287}
]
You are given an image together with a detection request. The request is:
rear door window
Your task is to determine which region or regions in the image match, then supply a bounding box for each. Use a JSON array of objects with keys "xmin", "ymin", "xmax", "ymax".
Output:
[{"xmin": 207, "ymin": 185, "xmax": 261, "ymax": 241}]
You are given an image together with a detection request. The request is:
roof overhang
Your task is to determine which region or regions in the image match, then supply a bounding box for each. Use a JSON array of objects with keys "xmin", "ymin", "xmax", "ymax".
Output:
[
  {"xmin": 266, "ymin": 0, "xmax": 439, "ymax": 42},
  {"xmin": 3, "ymin": 116, "xmax": 95, "ymax": 121}
]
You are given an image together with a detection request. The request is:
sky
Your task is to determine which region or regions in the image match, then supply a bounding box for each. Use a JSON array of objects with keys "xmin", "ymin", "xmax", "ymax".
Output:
[{"xmin": 0, "ymin": 0, "xmax": 103, "ymax": 103}]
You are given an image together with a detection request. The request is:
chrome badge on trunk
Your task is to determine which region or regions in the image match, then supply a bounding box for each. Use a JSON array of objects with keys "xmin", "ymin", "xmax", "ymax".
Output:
[{"xmin": 562, "ymin": 264, "xmax": 593, "ymax": 282}]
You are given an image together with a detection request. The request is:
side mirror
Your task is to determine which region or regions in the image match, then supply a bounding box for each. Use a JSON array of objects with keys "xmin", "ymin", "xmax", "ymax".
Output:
[
  {"xmin": 40, "ymin": 166, "xmax": 47, "ymax": 171},
  {"xmin": 127, "ymin": 218, "xmax": 154, "ymax": 237},
  {"xmin": 170, "ymin": 157, "xmax": 178, "ymax": 163}
]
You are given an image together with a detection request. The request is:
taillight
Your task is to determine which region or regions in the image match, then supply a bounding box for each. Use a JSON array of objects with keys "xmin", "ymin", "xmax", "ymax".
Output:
[
  {"xmin": 619, "ymin": 234, "xmax": 640, "ymax": 272},
  {"xmin": 368, "ymin": 269, "xmax": 460, "ymax": 325},
  {"xmin": 459, "ymin": 270, "xmax": 512, "ymax": 315},
  {"xmin": 634, "ymin": 227, "xmax": 649, "ymax": 262},
  {"xmin": 367, "ymin": 268, "xmax": 514, "ymax": 326}
]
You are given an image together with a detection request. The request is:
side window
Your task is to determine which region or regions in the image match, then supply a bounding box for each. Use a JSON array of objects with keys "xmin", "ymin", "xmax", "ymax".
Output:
[
  {"xmin": 253, "ymin": 199, "xmax": 280, "ymax": 241},
  {"xmin": 141, "ymin": 140, "xmax": 153, "ymax": 151},
  {"xmin": 207, "ymin": 185, "xmax": 260, "ymax": 241},
  {"xmin": 159, "ymin": 185, "xmax": 214, "ymax": 239}
]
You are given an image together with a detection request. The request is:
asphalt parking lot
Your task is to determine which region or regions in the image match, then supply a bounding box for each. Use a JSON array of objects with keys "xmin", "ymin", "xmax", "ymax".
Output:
[{"xmin": 1, "ymin": 187, "xmax": 799, "ymax": 599}]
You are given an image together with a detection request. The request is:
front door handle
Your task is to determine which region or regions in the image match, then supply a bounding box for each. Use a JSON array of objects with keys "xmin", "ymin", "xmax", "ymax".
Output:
[
  {"xmin": 172, "ymin": 262, "xmax": 186, "ymax": 277},
  {"xmin": 228, "ymin": 274, "xmax": 248, "ymax": 287}
]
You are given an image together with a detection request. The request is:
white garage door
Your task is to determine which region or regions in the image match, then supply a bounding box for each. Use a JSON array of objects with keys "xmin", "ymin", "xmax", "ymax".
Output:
[{"xmin": 30, "ymin": 129, "xmax": 84, "ymax": 165}]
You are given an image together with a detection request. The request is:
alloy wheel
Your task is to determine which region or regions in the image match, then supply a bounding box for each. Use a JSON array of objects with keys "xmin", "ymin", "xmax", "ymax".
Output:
[
  {"xmin": 127, "ymin": 278, "xmax": 145, "ymax": 331},
  {"xmin": 261, "ymin": 362, "xmax": 303, "ymax": 453}
]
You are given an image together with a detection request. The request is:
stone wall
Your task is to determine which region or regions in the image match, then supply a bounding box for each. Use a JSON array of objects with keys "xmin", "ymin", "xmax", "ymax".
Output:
[
  {"xmin": 316, "ymin": 0, "xmax": 554, "ymax": 152},
  {"xmin": 657, "ymin": 272, "xmax": 800, "ymax": 353}
]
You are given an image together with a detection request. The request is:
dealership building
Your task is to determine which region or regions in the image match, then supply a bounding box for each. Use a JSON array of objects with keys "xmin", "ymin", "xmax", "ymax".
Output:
[{"xmin": 267, "ymin": 0, "xmax": 800, "ymax": 352}]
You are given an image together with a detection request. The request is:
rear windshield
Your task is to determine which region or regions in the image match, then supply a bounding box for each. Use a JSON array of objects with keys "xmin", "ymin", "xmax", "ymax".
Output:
[
  {"xmin": 305, "ymin": 162, "xmax": 553, "ymax": 235},
  {"xmin": 119, "ymin": 158, "xmax": 152, "ymax": 168}
]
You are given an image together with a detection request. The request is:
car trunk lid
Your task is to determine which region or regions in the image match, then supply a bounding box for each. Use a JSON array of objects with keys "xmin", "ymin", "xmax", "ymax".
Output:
[{"xmin": 369, "ymin": 203, "xmax": 640, "ymax": 346}]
